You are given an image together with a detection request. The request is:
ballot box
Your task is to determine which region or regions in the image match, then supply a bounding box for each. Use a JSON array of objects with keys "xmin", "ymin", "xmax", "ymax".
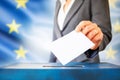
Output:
[{"xmin": 0, "ymin": 62, "xmax": 120, "ymax": 80}]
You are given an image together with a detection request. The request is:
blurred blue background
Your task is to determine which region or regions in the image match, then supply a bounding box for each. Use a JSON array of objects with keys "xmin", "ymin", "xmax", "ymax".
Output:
[
  {"xmin": 0, "ymin": 0, "xmax": 120, "ymax": 66},
  {"xmin": 0, "ymin": 0, "xmax": 56, "ymax": 66},
  {"xmin": 100, "ymin": 0, "xmax": 120, "ymax": 65}
]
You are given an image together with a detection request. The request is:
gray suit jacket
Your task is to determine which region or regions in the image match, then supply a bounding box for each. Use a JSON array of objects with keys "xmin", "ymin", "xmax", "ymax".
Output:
[{"xmin": 49, "ymin": 0, "xmax": 112, "ymax": 63}]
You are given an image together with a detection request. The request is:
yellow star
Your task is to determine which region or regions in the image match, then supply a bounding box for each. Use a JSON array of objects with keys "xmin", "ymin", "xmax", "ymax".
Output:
[
  {"xmin": 15, "ymin": 0, "xmax": 28, "ymax": 8},
  {"xmin": 113, "ymin": 20, "xmax": 120, "ymax": 33},
  {"xmin": 109, "ymin": 0, "xmax": 118, "ymax": 8},
  {"xmin": 6, "ymin": 20, "xmax": 21, "ymax": 34},
  {"xmin": 15, "ymin": 46, "xmax": 28, "ymax": 59},
  {"xmin": 106, "ymin": 47, "xmax": 117, "ymax": 59}
]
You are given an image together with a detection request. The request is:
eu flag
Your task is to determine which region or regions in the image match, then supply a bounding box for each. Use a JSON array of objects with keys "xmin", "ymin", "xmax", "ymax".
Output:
[
  {"xmin": 0, "ymin": 0, "xmax": 55, "ymax": 67},
  {"xmin": 100, "ymin": 0, "xmax": 120, "ymax": 65},
  {"xmin": 0, "ymin": 0, "xmax": 120, "ymax": 67}
]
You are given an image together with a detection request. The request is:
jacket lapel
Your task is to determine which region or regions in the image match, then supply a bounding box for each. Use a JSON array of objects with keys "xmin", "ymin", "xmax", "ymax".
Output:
[
  {"xmin": 62, "ymin": 0, "xmax": 84, "ymax": 31},
  {"xmin": 54, "ymin": 0, "xmax": 62, "ymax": 38}
]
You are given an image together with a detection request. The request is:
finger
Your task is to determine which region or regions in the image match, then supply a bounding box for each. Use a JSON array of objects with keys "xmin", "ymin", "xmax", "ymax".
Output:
[
  {"xmin": 90, "ymin": 42, "xmax": 100, "ymax": 50},
  {"xmin": 75, "ymin": 21, "xmax": 92, "ymax": 32},
  {"xmin": 90, "ymin": 28, "xmax": 103, "ymax": 50},
  {"xmin": 91, "ymin": 32, "xmax": 103, "ymax": 43},
  {"xmin": 82, "ymin": 24, "xmax": 96, "ymax": 35},
  {"xmin": 86, "ymin": 29, "xmax": 99, "ymax": 40},
  {"xmin": 90, "ymin": 34, "xmax": 101, "ymax": 50}
]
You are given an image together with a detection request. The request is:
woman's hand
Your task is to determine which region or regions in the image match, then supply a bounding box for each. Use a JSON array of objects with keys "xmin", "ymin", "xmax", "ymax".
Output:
[{"xmin": 75, "ymin": 21, "xmax": 103, "ymax": 50}]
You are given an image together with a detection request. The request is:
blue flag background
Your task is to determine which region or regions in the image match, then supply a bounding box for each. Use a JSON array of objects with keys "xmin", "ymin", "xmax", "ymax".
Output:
[
  {"xmin": 0, "ymin": 0, "xmax": 55, "ymax": 66},
  {"xmin": 0, "ymin": 0, "xmax": 120, "ymax": 67},
  {"xmin": 100, "ymin": 0, "xmax": 120, "ymax": 65}
]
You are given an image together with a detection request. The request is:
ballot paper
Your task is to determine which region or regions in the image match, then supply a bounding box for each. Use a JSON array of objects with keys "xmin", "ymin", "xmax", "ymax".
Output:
[{"xmin": 49, "ymin": 30, "xmax": 94, "ymax": 65}]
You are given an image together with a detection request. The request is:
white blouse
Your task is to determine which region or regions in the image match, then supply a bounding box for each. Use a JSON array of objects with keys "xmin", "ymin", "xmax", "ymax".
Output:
[{"xmin": 58, "ymin": 0, "xmax": 75, "ymax": 30}]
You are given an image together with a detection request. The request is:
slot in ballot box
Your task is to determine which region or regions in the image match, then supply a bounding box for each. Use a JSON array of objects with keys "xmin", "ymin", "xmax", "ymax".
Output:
[{"xmin": 0, "ymin": 62, "xmax": 120, "ymax": 80}]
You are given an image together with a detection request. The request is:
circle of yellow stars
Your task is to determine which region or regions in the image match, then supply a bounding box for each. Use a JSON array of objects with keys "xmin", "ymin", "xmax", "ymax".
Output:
[
  {"xmin": 104, "ymin": 0, "xmax": 120, "ymax": 62},
  {"xmin": 6, "ymin": 0, "xmax": 29, "ymax": 59},
  {"xmin": 3, "ymin": 0, "xmax": 120, "ymax": 63},
  {"xmin": 7, "ymin": 19, "xmax": 28, "ymax": 59},
  {"xmin": 6, "ymin": 0, "xmax": 120, "ymax": 61}
]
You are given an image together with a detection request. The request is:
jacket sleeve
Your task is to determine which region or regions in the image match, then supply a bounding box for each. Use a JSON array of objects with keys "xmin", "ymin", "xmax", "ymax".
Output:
[
  {"xmin": 85, "ymin": 0, "xmax": 112, "ymax": 59},
  {"xmin": 91, "ymin": 0, "xmax": 112, "ymax": 51}
]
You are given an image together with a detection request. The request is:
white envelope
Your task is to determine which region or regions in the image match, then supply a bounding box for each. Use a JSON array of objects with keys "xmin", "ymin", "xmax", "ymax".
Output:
[{"xmin": 49, "ymin": 30, "xmax": 94, "ymax": 65}]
